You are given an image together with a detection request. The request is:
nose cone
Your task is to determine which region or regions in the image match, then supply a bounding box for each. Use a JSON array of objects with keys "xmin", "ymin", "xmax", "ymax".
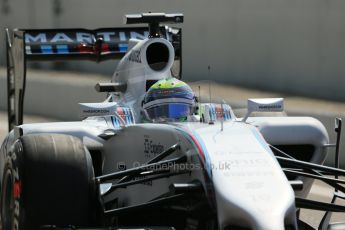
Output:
[
  {"xmin": 193, "ymin": 123, "xmax": 296, "ymax": 229},
  {"xmin": 213, "ymin": 165, "xmax": 295, "ymax": 229}
]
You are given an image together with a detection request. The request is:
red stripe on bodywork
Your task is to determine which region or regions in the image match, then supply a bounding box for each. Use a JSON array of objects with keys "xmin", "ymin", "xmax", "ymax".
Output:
[
  {"xmin": 102, "ymin": 43, "xmax": 110, "ymax": 53},
  {"xmin": 177, "ymin": 128, "xmax": 206, "ymax": 163},
  {"xmin": 77, "ymin": 44, "xmax": 93, "ymax": 54},
  {"xmin": 117, "ymin": 107, "xmax": 125, "ymax": 118}
]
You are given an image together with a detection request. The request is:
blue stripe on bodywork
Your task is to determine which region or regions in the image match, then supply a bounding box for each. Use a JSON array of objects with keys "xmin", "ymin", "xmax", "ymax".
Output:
[
  {"xmin": 56, "ymin": 45, "xmax": 69, "ymax": 54},
  {"xmin": 174, "ymin": 127, "xmax": 212, "ymax": 178},
  {"xmin": 173, "ymin": 127, "xmax": 217, "ymax": 208},
  {"xmin": 192, "ymin": 131, "xmax": 213, "ymax": 177},
  {"xmin": 128, "ymin": 109, "xmax": 133, "ymax": 124},
  {"xmin": 250, "ymin": 127, "xmax": 273, "ymax": 153},
  {"xmin": 119, "ymin": 44, "xmax": 128, "ymax": 52},
  {"xmin": 124, "ymin": 108, "xmax": 130, "ymax": 124},
  {"xmin": 41, "ymin": 45, "xmax": 53, "ymax": 54},
  {"xmin": 111, "ymin": 116, "xmax": 120, "ymax": 128}
]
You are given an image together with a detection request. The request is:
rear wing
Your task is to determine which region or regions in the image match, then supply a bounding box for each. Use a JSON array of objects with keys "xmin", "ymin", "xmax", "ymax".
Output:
[{"xmin": 6, "ymin": 26, "xmax": 182, "ymax": 131}]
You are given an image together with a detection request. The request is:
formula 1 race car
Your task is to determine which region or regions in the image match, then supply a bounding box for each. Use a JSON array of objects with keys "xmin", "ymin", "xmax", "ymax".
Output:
[{"xmin": 1, "ymin": 13, "xmax": 345, "ymax": 230}]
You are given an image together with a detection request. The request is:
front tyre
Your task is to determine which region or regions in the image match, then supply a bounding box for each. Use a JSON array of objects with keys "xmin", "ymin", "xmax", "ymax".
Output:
[{"xmin": 1, "ymin": 134, "xmax": 96, "ymax": 230}]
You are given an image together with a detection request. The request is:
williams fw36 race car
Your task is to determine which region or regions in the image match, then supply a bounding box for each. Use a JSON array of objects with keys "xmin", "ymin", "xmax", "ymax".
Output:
[{"xmin": 1, "ymin": 13, "xmax": 345, "ymax": 230}]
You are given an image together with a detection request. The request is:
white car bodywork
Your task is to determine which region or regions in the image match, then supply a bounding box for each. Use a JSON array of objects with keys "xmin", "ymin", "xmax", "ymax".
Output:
[
  {"xmin": 1, "ymin": 15, "xmax": 330, "ymax": 229},
  {"xmin": 12, "ymin": 96, "xmax": 328, "ymax": 229}
]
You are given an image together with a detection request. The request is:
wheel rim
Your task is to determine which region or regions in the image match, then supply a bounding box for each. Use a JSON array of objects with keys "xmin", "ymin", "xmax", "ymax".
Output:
[{"xmin": 1, "ymin": 169, "xmax": 14, "ymax": 230}]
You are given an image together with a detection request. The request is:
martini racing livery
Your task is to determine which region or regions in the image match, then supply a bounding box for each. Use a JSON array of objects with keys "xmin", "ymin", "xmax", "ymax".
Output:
[{"xmin": 1, "ymin": 13, "xmax": 345, "ymax": 230}]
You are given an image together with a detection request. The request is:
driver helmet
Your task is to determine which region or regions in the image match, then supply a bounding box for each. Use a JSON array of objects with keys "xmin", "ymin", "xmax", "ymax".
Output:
[{"xmin": 143, "ymin": 77, "xmax": 195, "ymax": 122}]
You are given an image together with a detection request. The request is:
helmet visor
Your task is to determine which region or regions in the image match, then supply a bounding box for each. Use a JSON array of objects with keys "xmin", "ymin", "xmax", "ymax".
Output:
[{"xmin": 145, "ymin": 103, "xmax": 192, "ymax": 121}]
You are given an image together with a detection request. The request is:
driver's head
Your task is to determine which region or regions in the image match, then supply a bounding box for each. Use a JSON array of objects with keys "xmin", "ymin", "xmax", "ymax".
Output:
[{"xmin": 143, "ymin": 77, "xmax": 195, "ymax": 122}]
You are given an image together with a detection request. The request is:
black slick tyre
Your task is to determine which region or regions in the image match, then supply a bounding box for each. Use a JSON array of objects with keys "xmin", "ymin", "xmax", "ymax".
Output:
[{"xmin": 0, "ymin": 134, "xmax": 95, "ymax": 230}]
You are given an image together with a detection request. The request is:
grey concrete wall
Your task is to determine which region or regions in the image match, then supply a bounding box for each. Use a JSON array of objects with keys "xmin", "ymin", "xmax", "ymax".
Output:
[{"xmin": 1, "ymin": 0, "xmax": 345, "ymax": 101}]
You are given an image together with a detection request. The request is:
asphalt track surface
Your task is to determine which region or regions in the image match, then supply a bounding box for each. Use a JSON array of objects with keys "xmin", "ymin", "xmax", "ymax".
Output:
[{"xmin": 0, "ymin": 111, "xmax": 345, "ymax": 228}]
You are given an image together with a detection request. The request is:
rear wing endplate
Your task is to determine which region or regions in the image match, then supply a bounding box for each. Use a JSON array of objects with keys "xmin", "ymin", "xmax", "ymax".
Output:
[{"xmin": 6, "ymin": 26, "xmax": 182, "ymax": 131}]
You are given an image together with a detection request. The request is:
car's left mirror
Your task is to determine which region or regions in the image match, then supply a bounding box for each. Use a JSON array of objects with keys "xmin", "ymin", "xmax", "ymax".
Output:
[{"xmin": 242, "ymin": 98, "xmax": 284, "ymax": 122}]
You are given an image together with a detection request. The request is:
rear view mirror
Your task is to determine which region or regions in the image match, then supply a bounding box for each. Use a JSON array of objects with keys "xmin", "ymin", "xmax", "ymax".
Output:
[{"xmin": 242, "ymin": 98, "xmax": 284, "ymax": 122}]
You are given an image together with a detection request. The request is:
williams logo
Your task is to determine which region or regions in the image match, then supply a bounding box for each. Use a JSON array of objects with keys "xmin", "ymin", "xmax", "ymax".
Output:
[
  {"xmin": 128, "ymin": 49, "xmax": 142, "ymax": 63},
  {"xmin": 258, "ymin": 105, "xmax": 282, "ymax": 109}
]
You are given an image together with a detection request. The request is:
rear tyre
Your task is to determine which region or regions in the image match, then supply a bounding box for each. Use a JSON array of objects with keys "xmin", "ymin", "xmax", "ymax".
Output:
[{"xmin": 1, "ymin": 134, "xmax": 96, "ymax": 230}]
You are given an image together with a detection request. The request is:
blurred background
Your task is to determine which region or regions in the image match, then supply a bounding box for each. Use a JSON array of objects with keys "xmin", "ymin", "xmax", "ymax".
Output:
[
  {"xmin": 0, "ymin": 0, "xmax": 345, "ymax": 99},
  {"xmin": 1, "ymin": 1, "xmax": 345, "ymax": 226},
  {"xmin": 0, "ymin": 0, "xmax": 345, "ymax": 160}
]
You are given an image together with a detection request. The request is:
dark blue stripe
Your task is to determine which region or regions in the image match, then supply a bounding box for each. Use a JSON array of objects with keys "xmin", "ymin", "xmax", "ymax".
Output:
[
  {"xmin": 119, "ymin": 44, "xmax": 128, "ymax": 52},
  {"xmin": 124, "ymin": 108, "xmax": 130, "ymax": 124},
  {"xmin": 41, "ymin": 45, "xmax": 53, "ymax": 54},
  {"xmin": 56, "ymin": 45, "xmax": 69, "ymax": 54},
  {"xmin": 111, "ymin": 116, "xmax": 120, "ymax": 128}
]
